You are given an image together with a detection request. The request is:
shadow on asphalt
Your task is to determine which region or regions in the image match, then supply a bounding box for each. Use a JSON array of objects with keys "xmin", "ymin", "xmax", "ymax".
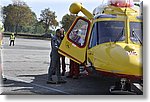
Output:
[
  {"xmin": 2, "ymin": 79, "xmax": 37, "ymax": 95},
  {"xmin": 2, "ymin": 73, "xmax": 117, "ymax": 95},
  {"xmin": 2, "ymin": 73, "xmax": 143, "ymax": 95}
]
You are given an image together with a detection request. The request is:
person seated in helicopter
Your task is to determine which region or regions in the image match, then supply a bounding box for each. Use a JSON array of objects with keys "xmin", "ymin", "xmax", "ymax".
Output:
[
  {"xmin": 69, "ymin": 24, "xmax": 87, "ymax": 46},
  {"xmin": 76, "ymin": 29, "xmax": 85, "ymax": 46},
  {"xmin": 69, "ymin": 29, "xmax": 81, "ymax": 44}
]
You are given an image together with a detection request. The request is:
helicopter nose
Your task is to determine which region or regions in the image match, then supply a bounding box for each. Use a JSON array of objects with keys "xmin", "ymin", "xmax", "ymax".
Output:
[
  {"xmin": 126, "ymin": 51, "xmax": 142, "ymax": 68},
  {"xmin": 124, "ymin": 45, "xmax": 142, "ymax": 68},
  {"xmin": 109, "ymin": 44, "xmax": 142, "ymax": 76}
]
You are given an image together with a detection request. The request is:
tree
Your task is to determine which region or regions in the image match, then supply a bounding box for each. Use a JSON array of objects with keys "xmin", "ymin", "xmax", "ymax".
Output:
[
  {"xmin": 39, "ymin": 8, "xmax": 58, "ymax": 33},
  {"xmin": 61, "ymin": 14, "xmax": 77, "ymax": 32},
  {"xmin": 33, "ymin": 21, "xmax": 45, "ymax": 34},
  {"xmin": 3, "ymin": 0, "xmax": 36, "ymax": 34}
]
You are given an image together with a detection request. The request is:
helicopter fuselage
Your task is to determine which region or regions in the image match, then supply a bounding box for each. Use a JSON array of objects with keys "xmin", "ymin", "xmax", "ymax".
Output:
[{"xmin": 58, "ymin": 3, "xmax": 142, "ymax": 80}]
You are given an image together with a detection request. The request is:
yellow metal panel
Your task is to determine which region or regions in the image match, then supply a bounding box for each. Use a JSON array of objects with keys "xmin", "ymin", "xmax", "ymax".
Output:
[
  {"xmin": 87, "ymin": 42, "xmax": 142, "ymax": 76},
  {"xmin": 59, "ymin": 36, "xmax": 86, "ymax": 64},
  {"xmin": 59, "ymin": 17, "xmax": 91, "ymax": 64}
]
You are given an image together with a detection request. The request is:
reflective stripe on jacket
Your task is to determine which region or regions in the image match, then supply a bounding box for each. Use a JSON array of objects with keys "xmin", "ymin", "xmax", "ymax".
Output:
[{"xmin": 10, "ymin": 35, "xmax": 15, "ymax": 40}]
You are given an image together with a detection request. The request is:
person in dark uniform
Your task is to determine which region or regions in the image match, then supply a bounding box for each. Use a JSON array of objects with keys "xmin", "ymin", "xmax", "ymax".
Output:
[
  {"xmin": 47, "ymin": 29, "xmax": 66, "ymax": 84},
  {"xmin": 60, "ymin": 27, "xmax": 66, "ymax": 76}
]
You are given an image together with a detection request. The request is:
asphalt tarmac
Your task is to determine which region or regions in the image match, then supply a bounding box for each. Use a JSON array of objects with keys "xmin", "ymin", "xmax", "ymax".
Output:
[{"xmin": 0, "ymin": 37, "xmax": 142, "ymax": 95}]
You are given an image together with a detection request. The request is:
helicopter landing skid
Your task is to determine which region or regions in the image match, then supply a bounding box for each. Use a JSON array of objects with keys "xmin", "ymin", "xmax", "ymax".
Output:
[
  {"xmin": 110, "ymin": 86, "xmax": 136, "ymax": 95},
  {"xmin": 109, "ymin": 78, "xmax": 136, "ymax": 95}
]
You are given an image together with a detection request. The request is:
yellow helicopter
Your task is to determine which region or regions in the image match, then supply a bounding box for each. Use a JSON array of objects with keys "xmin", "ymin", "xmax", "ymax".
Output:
[{"xmin": 58, "ymin": 0, "xmax": 143, "ymax": 94}]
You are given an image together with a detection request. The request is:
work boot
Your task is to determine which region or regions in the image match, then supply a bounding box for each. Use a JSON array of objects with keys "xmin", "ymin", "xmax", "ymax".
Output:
[
  {"xmin": 57, "ymin": 79, "xmax": 67, "ymax": 84},
  {"xmin": 3, "ymin": 78, "xmax": 7, "ymax": 82},
  {"xmin": 47, "ymin": 79, "xmax": 56, "ymax": 84}
]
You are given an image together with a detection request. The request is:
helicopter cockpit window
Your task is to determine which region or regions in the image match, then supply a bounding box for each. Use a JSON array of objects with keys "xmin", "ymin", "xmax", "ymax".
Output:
[
  {"xmin": 68, "ymin": 19, "xmax": 89, "ymax": 47},
  {"xmin": 97, "ymin": 21, "xmax": 125, "ymax": 44},
  {"xmin": 89, "ymin": 23, "xmax": 97, "ymax": 48},
  {"xmin": 130, "ymin": 22, "xmax": 143, "ymax": 44},
  {"xmin": 89, "ymin": 21, "xmax": 124, "ymax": 48}
]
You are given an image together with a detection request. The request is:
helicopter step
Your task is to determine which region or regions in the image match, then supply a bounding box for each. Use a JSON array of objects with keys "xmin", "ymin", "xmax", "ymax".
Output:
[
  {"xmin": 132, "ymin": 82, "xmax": 143, "ymax": 94},
  {"xmin": 109, "ymin": 78, "xmax": 143, "ymax": 95}
]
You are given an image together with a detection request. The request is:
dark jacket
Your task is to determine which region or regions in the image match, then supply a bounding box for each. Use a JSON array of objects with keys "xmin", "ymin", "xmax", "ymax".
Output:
[{"xmin": 50, "ymin": 35, "xmax": 61, "ymax": 59}]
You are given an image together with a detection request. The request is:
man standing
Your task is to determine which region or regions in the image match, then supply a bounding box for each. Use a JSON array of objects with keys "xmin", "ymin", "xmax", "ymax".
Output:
[
  {"xmin": 9, "ymin": 33, "xmax": 15, "ymax": 46},
  {"xmin": 60, "ymin": 27, "xmax": 66, "ymax": 76},
  {"xmin": 47, "ymin": 29, "xmax": 66, "ymax": 84}
]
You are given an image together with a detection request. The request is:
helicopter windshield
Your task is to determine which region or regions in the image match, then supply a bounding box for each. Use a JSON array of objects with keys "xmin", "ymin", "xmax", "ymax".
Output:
[
  {"xmin": 89, "ymin": 21, "xmax": 124, "ymax": 48},
  {"xmin": 130, "ymin": 22, "xmax": 143, "ymax": 44}
]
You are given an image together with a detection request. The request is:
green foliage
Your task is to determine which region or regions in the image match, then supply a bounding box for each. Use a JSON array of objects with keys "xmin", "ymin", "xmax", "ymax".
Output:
[
  {"xmin": 3, "ymin": 1, "xmax": 36, "ymax": 34},
  {"xmin": 2, "ymin": 1, "xmax": 62, "ymax": 35},
  {"xmin": 39, "ymin": 8, "xmax": 58, "ymax": 33},
  {"xmin": 33, "ymin": 22, "xmax": 45, "ymax": 34},
  {"xmin": 61, "ymin": 14, "xmax": 77, "ymax": 32}
]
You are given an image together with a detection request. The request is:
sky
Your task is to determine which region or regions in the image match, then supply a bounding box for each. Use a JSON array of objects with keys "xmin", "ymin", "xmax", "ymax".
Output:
[
  {"xmin": 0, "ymin": 0, "xmax": 107, "ymax": 22},
  {"xmin": 0, "ymin": 0, "xmax": 142, "ymax": 23}
]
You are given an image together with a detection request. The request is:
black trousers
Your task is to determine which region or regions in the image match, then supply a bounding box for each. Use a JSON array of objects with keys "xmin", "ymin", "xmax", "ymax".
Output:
[
  {"xmin": 61, "ymin": 56, "xmax": 66, "ymax": 73},
  {"xmin": 9, "ymin": 40, "xmax": 15, "ymax": 46}
]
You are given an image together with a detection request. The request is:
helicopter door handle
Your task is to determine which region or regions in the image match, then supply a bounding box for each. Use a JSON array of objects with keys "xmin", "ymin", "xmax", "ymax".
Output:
[
  {"xmin": 66, "ymin": 44, "xmax": 70, "ymax": 48},
  {"xmin": 88, "ymin": 51, "xmax": 93, "ymax": 55},
  {"xmin": 65, "ymin": 41, "xmax": 71, "ymax": 48}
]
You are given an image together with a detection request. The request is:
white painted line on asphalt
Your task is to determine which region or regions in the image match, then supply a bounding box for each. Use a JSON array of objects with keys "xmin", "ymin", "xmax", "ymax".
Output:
[{"xmin": 4, "ymin": 75, "xmax": 71, "ymax": 95}]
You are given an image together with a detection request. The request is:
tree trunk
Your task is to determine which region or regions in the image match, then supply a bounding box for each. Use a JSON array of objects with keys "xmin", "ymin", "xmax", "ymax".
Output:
[
  {"xmin": 45, "ymin": 24, "xmax": 49, "ymax": 33},
  {"xmin": 15, "ymin": 23, "xmax": 18, "ymax": 35}
]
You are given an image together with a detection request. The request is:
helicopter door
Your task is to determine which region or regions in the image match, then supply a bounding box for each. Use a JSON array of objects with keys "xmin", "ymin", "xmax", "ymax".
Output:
[{"xmin": 58, "ymin": 17, "xmax": 90, "ymax": 64}]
